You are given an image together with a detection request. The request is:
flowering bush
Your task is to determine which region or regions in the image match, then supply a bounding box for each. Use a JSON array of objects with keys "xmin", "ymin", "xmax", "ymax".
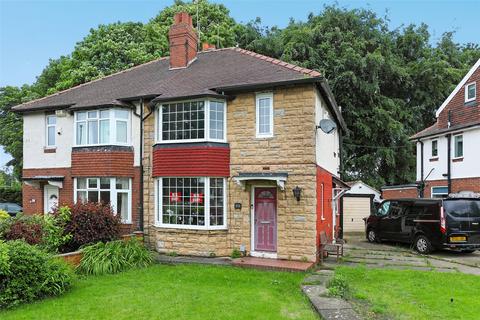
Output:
[{"xmin": 0, "ymin": 209, "xmax": 10, "ymax": 220}]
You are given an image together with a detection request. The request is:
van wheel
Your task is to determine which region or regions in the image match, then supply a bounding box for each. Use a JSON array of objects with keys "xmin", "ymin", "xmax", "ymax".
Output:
[
  {"xmin": 414, "ymin": 235, "xmax": 433, "ymax": 254},
  {"xmin": 367, "ymin": 229, "xmax": 379, "ymax": 243}
]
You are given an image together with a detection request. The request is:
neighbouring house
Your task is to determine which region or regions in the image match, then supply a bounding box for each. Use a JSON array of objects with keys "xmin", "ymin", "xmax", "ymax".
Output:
[
  {"xmin": 12, "ymin": 12, "xmax": 347, "ymax": 262},
  {"xmin": 340, "ymin": 181, "xmax": 380, "ymax": 234},
  {"xmin": 384, "ymin": 58, "xmax": 480, "ymax": 200}
]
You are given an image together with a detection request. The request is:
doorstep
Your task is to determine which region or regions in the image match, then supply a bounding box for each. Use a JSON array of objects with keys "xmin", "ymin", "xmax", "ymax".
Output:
[{"xmin": 232, "ymin": 257, "xmax": 315, "ymax": 272}]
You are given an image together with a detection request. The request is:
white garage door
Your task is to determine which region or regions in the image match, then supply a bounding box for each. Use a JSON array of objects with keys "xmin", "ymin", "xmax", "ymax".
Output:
[{"xmin": 343, "ymin": 197, "xmax": 371, "ymax": 232}]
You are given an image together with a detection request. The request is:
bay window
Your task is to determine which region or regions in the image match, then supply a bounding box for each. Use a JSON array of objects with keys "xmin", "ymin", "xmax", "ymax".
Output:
[
  {"xmin": 157, "ymin": 100, "xmax": 226, "ymax": 143},
  {"xmin": 74, "ymin": 177, "xmax": 131, "ymax": 223},
  {"xmin": 75, "ymin": 109, "xmax": 130, "ymax": 146},
  {"xmin": 156, "ymin": 177, "xmax": 226, "ymax": 229}
]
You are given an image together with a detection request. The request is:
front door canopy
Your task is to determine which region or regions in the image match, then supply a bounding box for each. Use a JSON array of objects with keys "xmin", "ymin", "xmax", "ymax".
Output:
[
  {"xmin": 233, "ymin": 172, "xmax": 288, "ymax": 191},
  {"xmin": 23, "ymin": 176, "xmax": 64, "ymax": 189}
]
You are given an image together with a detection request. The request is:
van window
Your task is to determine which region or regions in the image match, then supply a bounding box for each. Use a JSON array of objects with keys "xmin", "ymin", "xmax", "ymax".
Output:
[
  {"xmin": 405, "ymin": 206, "xmax": 426, "ymax": 217},
  {"xmin": 389, "ymin": 202, "xmax": 402, "ymax": 216},
  {"xmin": 444, "ymin": 200, "xmax": 480, "ymax": 218},
  {"xmin": 377, "ymin": 201, "xmax": 390, "ymax": 216}
]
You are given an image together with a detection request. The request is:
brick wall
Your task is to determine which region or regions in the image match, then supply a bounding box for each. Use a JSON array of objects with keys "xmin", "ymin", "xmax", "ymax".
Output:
[
  {"xmin": 143, "ymin": 84, "xmax": 321, "ymax": 261},
  {"xmin": 316, "ymin": 166, "xmax": 333, "ymax": 244},
  {"xmin": 423, "ymin": 178, "xmax": 480, "ymax": 197},
  {"xmin": 438, "ymin": 67, "xmax": 480, "ymax": 129},
  {"xmin": 22, "ymin": 167, "xmax": 73, "ymax": 214},
  {"xmin": 382, "ymin": 187, "xmax": 418, "ymax": 199},
  {"xmin": 71, "ymin": 146, "xmax": 134, "ymax": 177}
]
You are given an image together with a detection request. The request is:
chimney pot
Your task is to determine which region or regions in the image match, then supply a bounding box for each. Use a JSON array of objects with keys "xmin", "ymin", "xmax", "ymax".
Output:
[
  {"xmin": 169, "ymin": 12, "xmax": 198, "ymax": 69},
  {"xmin": 202, "ymin": 42, "xmax": 216, "ymax": 51}
]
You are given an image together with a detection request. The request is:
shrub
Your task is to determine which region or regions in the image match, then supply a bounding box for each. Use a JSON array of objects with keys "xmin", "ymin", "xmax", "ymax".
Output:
[
  {"xmin": 0, "ymin": 187, "xmax": 22, "ymax": 205},
  {"xmin": 231, "ymin": 248, "xmax": 242, "ymax": 259},
  {"xmin": 0, "ymin": 240, "xmax": 74, "ymax": 309},
  {"xmin": 43, "ymin": 206, "xmax": 72, "ymax": 253},
  {"xmin": 62, "ymin": 202, "xmax": 121, "ymax": 252},
  {"xmin": 0, "ymin": 210, "xmax": 10, "ymax": 220},
  {"xmin": 78, "ymin": 239, "xmax": 153, "ymax": 275},
  {"xmin": 0, "ymin": 214, "xmax": 44, "ymax": 245},
  {"xmin": 327, "ymin": 274, "xmax": 351, "ymax": 299}
]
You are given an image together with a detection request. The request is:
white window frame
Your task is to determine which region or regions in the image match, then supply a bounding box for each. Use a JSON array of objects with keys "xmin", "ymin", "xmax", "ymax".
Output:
[
  {"xmin": 431, "ymin": 186, "xmax": 448, "ymax": 198},
  {"xmin": 46, "ymin": 114, "xmax": 56, "ymax": 147},
  {"xmin": 255, "ymin": 92, "xmax": 274, "ymax": 138},
  {"xmin": 431, "ymin": 139, "xmax": 438, "ymax": 157},
  {"xmin": 156, "ymin": 99, "xmax": 227, "ymax": 144},
  {"xmin": 73, "ymin": 177, "xmax": 132, "ymax": 224},
  {"xmin": 465, "ymin": 82, "xmax": 476, "ymax": 103},
  {"xmin": 74, "ymin": 108, "xmax": 131, "ymax": 147},
  {"xmin": 155, "ymin": 177, "xmax": 227, "ymax": 230},
  {"xmin": 453, "ymin": 134, "xmax": 463, "ymax": 159}
]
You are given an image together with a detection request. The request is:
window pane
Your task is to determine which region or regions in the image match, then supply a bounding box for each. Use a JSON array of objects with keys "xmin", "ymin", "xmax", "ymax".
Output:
[
  {"xmin": 100, "ymin": 119, "xmax": 110, "ymax": 144},
  {"xmin": 116, "ymin": 121, "xmax": 127, "ymax": 143},
  {"xmin": 77, "ymin": 178, "xmax": 86, "ymax": 189},
  {"xmin": 116, "ymin": 178, "xmax": 129, "ymax": 190},
  {"xmin": 100, "ymin": 110, "xmax": 110, "ymax": 118},
  {"xmin": 115, "ymin": 109, "xmax": 129, "ymax": 119},
  {"xmin": 100, "ymin": 191, "xmax": 111, "ymax": 204},
  {"xmin": 117, "ymin": 192, "xmax": 129, "ymax": 221},
  {"xmin": 47, "ymin": 126, "xmax": 56, "ymax": 146},
  {"xmin": 76, "ymin": 122, "xmax": 86, "ymax": 145},
  {"xmin": 88, "ymin": 178, "xmax": 97, "ymax": 189},
  {"xmin": 209, "ymin": 178, "xmax": 224, "ymax": 226},
  {"xmin": 88, "ymin": 191, "xmax": 99, "ymax": 202},
  {"xmin": 100, "ymin": 178, "xmax": 110, "ymax": 189},
  {"xmin": 455, "ymin": 136, "xmax": 463, "ymax": 157},
  {"xmin": 88, "ymin": 111, "xmax": 97, "ymax": 119},
  {"xmin": 88, "ymin": 120, "xmax": 98, "ymax": 144},
  {"xmin": 161, "ymin": 102, "xmax": 205, "ymax": 141},
  {"xmin": 161, "ymin": 177, "xmax": 205, "ymax": 226},
  {"xmin": 467, "ymin": 84, "xmax": 476, "ymax": 100},
  {"xmin": 258, "ymin": 97, "xmax": 272, "ymax": 135},
  {"xmin": 76, "ymin": 112, "xmax": 86, "ymax": 121},
  {"xmin": 209, "ymin": 101, "xmax": 224, "ymax": 140},
  {"xmin": 432, "ymin": 140, "xmax": 438, "ymax": 157},
  {"xmin": 77, "ymin": 191, "xmax": 87, "ymax": 203},
  {"xmin": 47, "ymin": 115, "xmax": 56, "ymax": 125}
]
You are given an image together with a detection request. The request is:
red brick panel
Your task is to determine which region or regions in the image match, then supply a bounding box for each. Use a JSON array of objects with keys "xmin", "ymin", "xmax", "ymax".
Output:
[
  {"xmin": 72, "ymin": 150, "xmax": 134, "ymax": 177},
  {"xmin": 153, "ymin": 145, "xmax": 230, "ymax": 177},
  {"xmin": 424, "ymin": 178, "xmax": 480, "ymax": 197},
  {"xmin": 438, "ymin": 67, "xmax": 480, "ymax": 129},
  {"xmin": 316, "ymin": 166, "xmax": 333, "ymax": 249},
  {"xmin": 22, "ymin": 167, "xmax": 73, "ymax": 214},
  {"xmin": 382, "ymin": 187, "xmax": 418, "ymax": 199}
]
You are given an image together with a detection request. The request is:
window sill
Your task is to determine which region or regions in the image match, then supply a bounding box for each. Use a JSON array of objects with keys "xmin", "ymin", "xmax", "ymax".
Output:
[
  {"xmin": 452, "ymin": 157, "xmax": 464, "ymax": 162},
  {"xmin": 429, "ymin": 157, "xmax": 439, "ymax": 162},
  {"xmin": 154, "ymin": 224, "xmax": 228, "ymax": 232},
  {"xmin": 44, "ymin": 147, "xmax": 56, "ymax": 153},
  {"xmin": 255, "ymin": 135, "xmax": 274, "ymax": 140}
]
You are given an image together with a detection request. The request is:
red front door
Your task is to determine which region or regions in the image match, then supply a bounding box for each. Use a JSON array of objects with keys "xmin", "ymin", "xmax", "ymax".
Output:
[{"xmin": 254, "ymin": 188, "xmax": 277, "ymax": 252}]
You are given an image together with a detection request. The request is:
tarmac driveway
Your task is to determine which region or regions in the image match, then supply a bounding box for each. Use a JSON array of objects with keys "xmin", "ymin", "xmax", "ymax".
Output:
[{"xmin": 334, "ymin": 233, "xmax": 480, "ymax": 275}]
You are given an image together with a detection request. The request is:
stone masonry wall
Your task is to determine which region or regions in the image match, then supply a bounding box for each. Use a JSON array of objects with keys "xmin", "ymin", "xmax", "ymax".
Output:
[{"xmin": 143, "ymin": 84, "xmax": 319, "ymax": 261}]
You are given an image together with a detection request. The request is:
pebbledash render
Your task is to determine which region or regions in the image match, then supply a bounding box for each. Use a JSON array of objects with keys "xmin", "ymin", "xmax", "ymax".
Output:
[
  {"xmin": 13, "ymin": 12, "xmax": 347, "ymax": 262},
  {"xmin": 383, "ymin": 58, "xmax": 480, "ymax": 200}
]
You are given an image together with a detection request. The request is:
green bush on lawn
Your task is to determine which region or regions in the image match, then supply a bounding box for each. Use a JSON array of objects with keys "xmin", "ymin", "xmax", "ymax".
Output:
[
  {"xmin": 78, "ymin": 239, "xmax": 153, "ymax": 275},
  {"xmin": 0, "ymin": 240, "xmax": 74, "ymax": 309}
]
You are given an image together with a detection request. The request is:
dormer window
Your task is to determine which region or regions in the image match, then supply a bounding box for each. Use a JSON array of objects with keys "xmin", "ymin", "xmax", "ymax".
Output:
[
  {"xmin": 157, "ymin": 99, "xmax": 226, "ymax": 143},
  {"xmin": 75, "ymin": 108, "xmax": 130, "ymax": 146},
  {"xmin": 465, "ymin": 82, "xmax": 476, "ymax": 103}
]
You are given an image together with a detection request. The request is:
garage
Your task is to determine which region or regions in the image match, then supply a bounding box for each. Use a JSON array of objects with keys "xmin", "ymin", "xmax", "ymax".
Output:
[{"xmin": 341, "ymin": 194, "xmax": 374, "ymax": 233}]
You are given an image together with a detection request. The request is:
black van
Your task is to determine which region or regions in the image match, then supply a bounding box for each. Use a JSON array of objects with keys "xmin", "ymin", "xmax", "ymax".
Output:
[{"xmin": 364, "ymin": 197, "xmax": 480, "ymax": 254}]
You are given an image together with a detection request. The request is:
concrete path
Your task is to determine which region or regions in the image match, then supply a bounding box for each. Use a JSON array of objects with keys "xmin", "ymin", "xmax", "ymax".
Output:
[
  {"xmin": 326, "ymin": 233, "xmax": 480, "ymax": 275},
  {"xmin": 302, "ymin": 270, "xmax": 361, "ymax": 320}
]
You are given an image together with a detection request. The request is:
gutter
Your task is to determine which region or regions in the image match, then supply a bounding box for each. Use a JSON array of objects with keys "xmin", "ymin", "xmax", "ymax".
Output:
[
  {"xmin": 419, "ymin": 139, "xmax": 424, "ymax": 198},
  {"xmin": 446, "ymin": 133, "xmax": 452, "ymax": 194}
]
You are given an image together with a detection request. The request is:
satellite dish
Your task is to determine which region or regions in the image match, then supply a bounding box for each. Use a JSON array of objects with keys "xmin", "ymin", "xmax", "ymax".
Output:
[{"xmin": 318, "ymin": 119, "xmax": 337, "ymax": 134}]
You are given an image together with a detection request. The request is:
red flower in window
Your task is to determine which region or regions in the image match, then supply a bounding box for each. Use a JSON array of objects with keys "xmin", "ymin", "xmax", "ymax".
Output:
[
  {"xmin": 190, "ymin": 193, "xmax": 204, "ymax": 204},
  {"xmin": 170, "ymin": 192, "xmax": 182, "ymax": 202}
]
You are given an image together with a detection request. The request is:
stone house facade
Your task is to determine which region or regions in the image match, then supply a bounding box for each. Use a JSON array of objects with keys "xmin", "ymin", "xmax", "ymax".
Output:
[{"xmin": 13, "ymin": 12, "xmax": 347, "ymax": 262}]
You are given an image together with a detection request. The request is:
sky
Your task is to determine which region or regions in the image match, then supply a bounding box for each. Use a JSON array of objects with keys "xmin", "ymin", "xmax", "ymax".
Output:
[{"xmin": 0, "ymin": 0, "xmax": 479, "ymax": 165}]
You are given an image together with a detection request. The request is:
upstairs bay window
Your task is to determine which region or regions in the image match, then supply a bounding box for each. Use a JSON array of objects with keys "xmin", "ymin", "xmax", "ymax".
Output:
[
  {"xmin": 157, "ymin": 100, "xmax": 226, "ymax": 143},
  {"xmin": 75, "ymin": 109, "xmax": 130, "ymax": 146}
]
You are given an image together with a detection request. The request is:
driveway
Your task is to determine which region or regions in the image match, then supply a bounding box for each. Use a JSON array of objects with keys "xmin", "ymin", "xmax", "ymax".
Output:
[{"xmin": 331, "ymin": 233, "xmax": 480, "ymax": 275}]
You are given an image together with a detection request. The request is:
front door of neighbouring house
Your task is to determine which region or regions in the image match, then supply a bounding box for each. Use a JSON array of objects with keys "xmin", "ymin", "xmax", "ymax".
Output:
[
  {"xmin": 44, "ymin": 185, "xmax": 59, "ymax": 213},
  {"xmin": 254, "ymin": 187, "xmax": 277, "ymax": 252}
]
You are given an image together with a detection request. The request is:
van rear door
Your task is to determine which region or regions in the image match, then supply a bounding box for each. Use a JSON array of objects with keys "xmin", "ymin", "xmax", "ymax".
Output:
[{"xmin": 443, "ymin": 199, "xmax": 480, "ymax": 244}]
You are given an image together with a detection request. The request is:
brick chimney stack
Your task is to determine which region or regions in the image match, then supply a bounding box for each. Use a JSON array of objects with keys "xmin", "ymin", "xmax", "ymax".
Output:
[{"xmin": 168, "ymin": 12, "xmax": 198, "ymax": 69}]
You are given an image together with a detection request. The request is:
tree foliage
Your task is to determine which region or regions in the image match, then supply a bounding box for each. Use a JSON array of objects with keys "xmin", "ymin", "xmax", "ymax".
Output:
[{"xmin": 0, "ymin": 2, "xmax": 479, "ymax": 187}]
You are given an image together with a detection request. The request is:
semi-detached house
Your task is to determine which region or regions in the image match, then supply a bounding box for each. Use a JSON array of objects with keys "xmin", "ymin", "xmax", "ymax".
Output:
[{"xmin": 13, "ymin": 12, "xmax": 347, "ymax": 262}]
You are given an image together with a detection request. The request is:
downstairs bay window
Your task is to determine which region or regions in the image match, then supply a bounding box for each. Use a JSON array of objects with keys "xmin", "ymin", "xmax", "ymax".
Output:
[
  {"xmin": 74, "ymin": 177, "xmax": 131, "ymax": 223},
  {"xmin": 156, "ymin": 177, "xmax": 226, "ymax": 229}
]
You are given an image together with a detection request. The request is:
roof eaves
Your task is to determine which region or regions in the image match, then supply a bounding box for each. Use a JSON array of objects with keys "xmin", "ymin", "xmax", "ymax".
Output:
[
  {"xmin": 213, "ymin": 77, "xmax": 321, "ymax": 93},
  {"xmin": 12, "ymin": 104, "xmax": 73, "ymax": 114},
  {"xmin": 151, "ymin": 92, "xmax": 229, "ymax": 104}
]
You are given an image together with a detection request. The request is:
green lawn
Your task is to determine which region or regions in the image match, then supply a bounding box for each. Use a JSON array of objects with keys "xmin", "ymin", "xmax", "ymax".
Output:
[
  {"xmin": 336, "ymin": 266, "xmax": 480, "ymax": 320},
  {"xmin": 0, "ymin": 264, "xmax": 317, "ymax": 320}
]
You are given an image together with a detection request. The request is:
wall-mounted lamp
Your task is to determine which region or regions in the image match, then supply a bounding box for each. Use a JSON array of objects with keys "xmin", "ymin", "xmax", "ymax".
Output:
[{"xmin": 292, "ymin": 186, "xmax": 302, "ymax": 202}]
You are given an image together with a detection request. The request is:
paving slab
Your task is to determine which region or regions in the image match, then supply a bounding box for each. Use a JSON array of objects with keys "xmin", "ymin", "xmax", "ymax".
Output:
[{"xmin": 232, "ymin": 257, "xmax": 314, "ymax": 272}]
